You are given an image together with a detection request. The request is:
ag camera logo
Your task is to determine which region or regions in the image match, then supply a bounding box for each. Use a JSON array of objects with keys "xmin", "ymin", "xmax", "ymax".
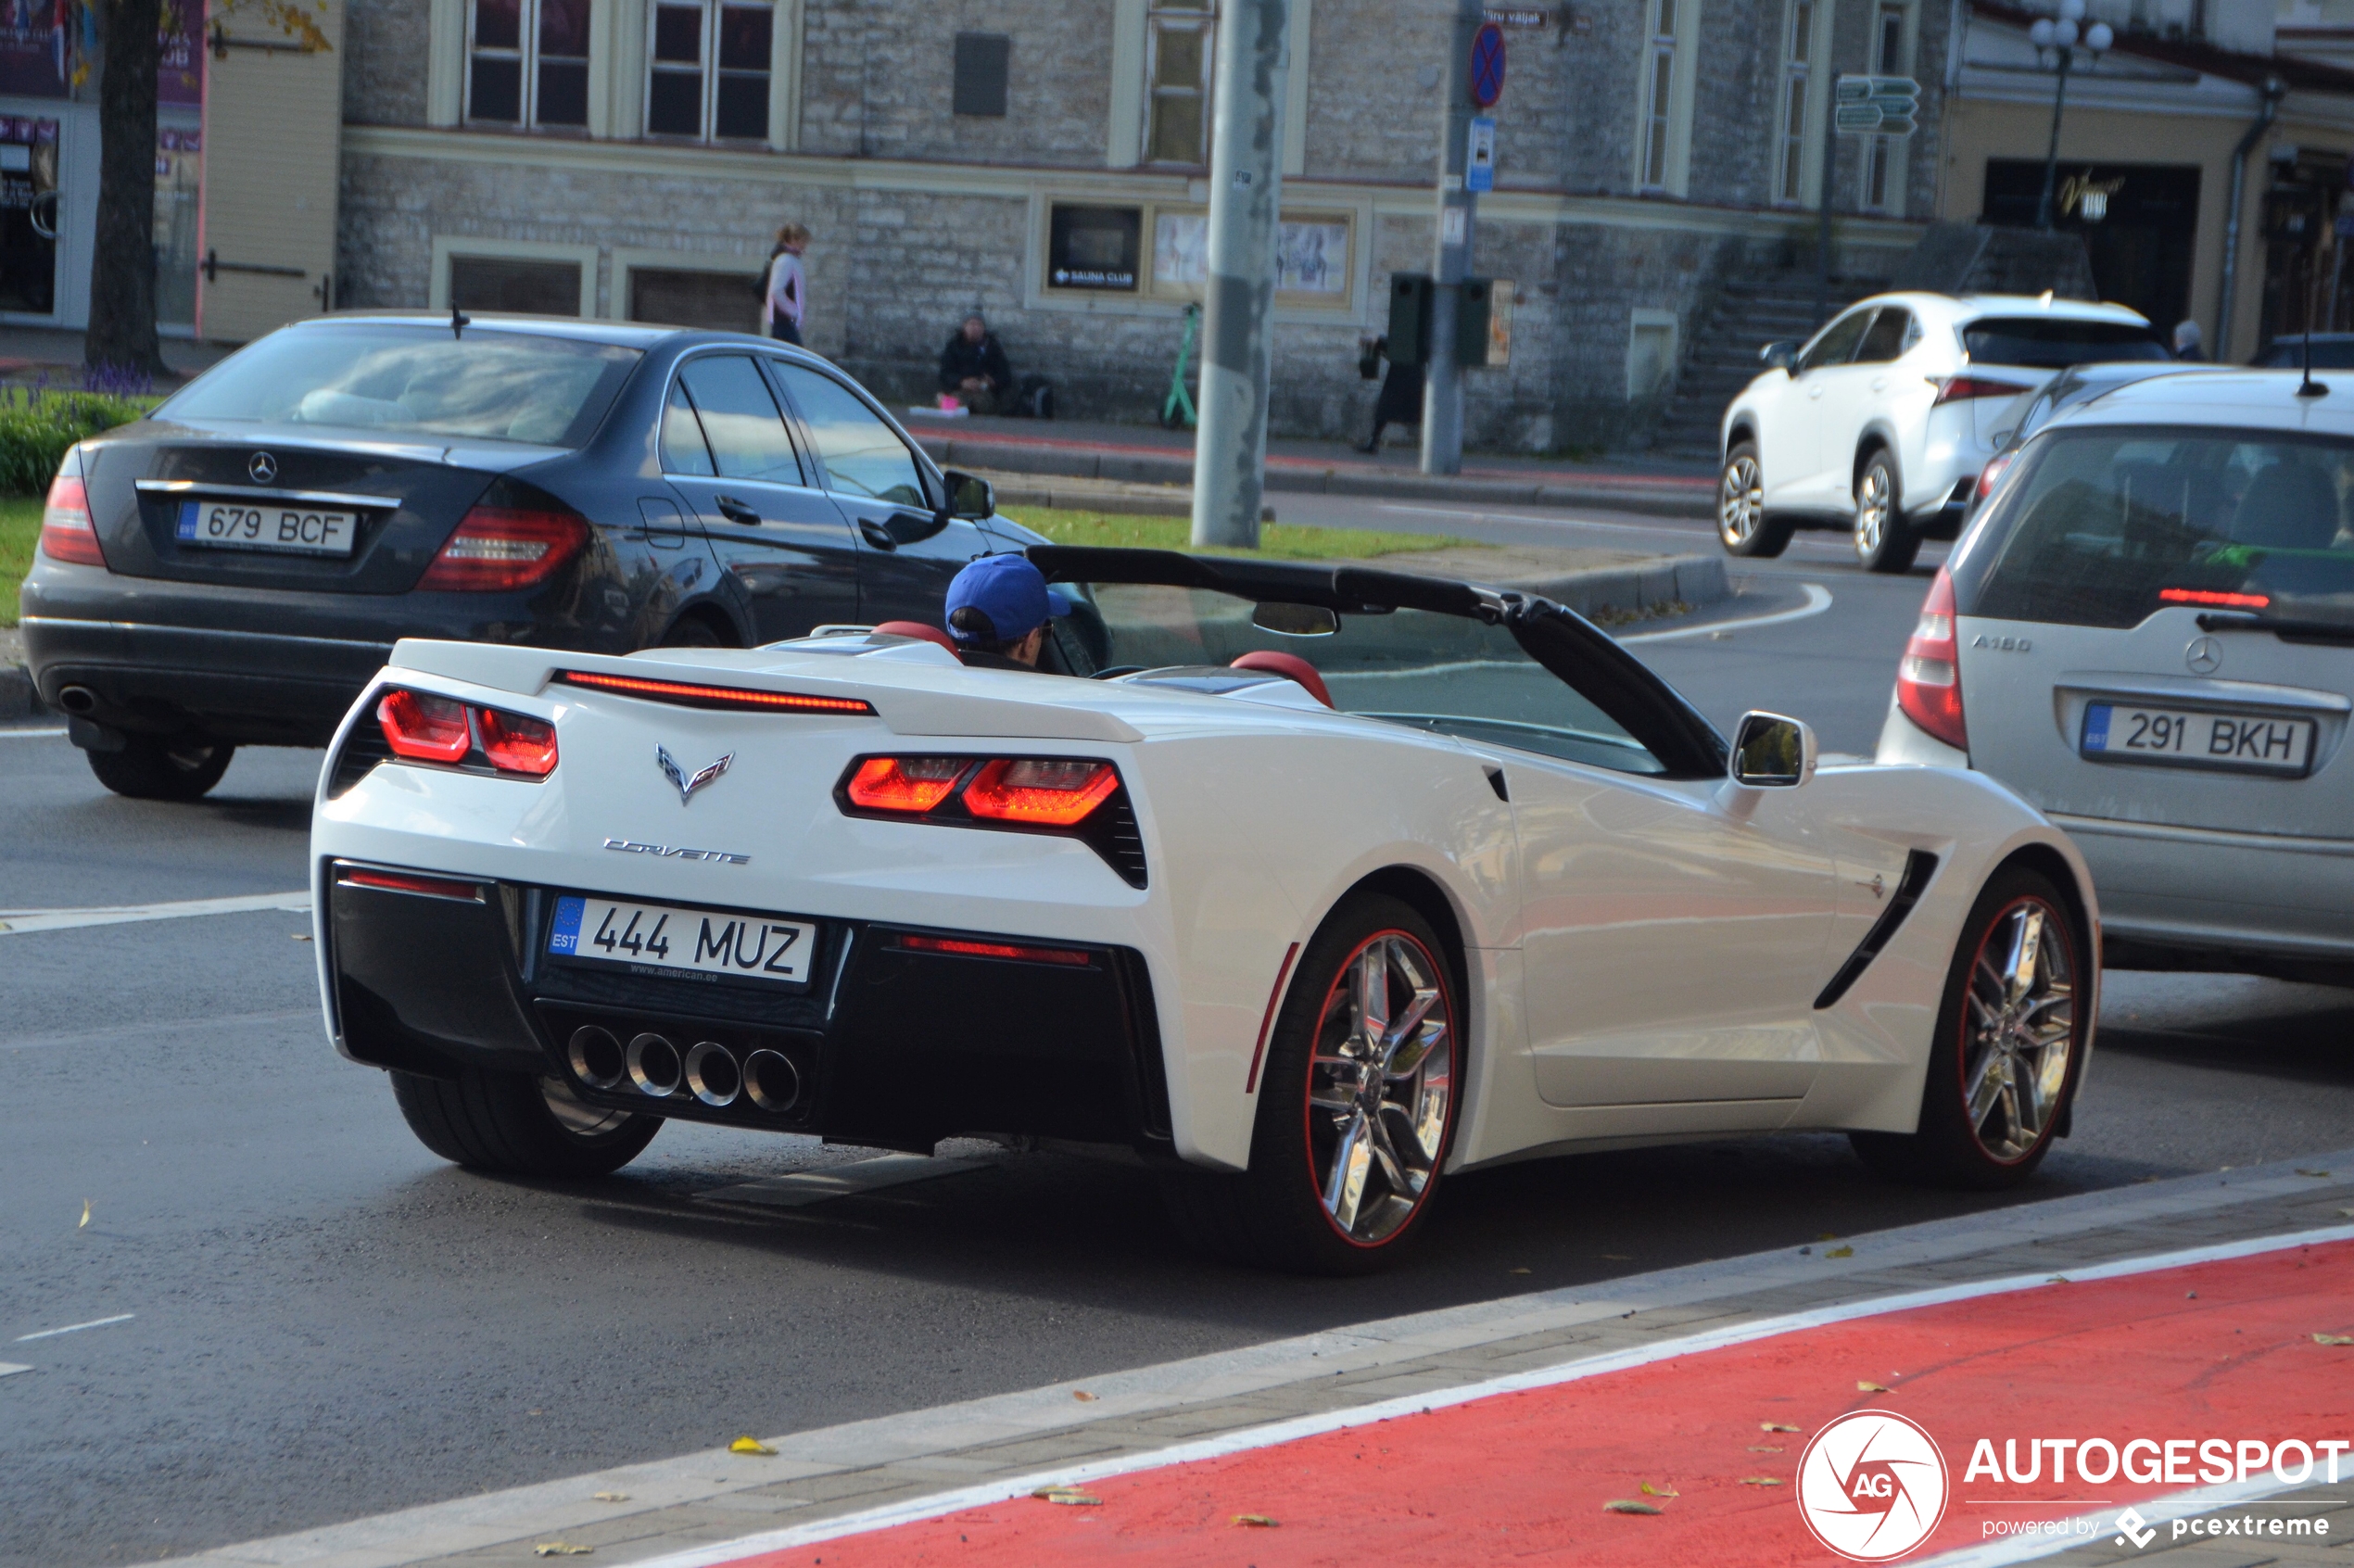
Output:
[{"xmin": 1798, "ymin": 1410, "xmax": 1951, "ymax": 1562}]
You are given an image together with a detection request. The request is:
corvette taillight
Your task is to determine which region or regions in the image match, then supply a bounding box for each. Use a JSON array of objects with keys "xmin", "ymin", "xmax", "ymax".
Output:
[
  {"xmin": 375, "ymin": 687, "xmax": 559, "ymax": 777},
  {"xmin": 417, "ymin": 505, "xmax": 588, "ymax": 591},
  {"xmin": 1930, "ymin": 374, "xmax": 2032, "ymax": 406},
  {"xmin": 38, "ymin": 474, "xmax": 105, "ymax": 565},
  {"xmin": 961, "ymin": 759, "xmax": 1119, "ymax": 826},
  {"xmin": 1895, "ymin": 566, "xmax": 1968, "ymax": 752},
  {"xmin": 845, "ymin": 756, "xmax": 966, "ymax": 813}
]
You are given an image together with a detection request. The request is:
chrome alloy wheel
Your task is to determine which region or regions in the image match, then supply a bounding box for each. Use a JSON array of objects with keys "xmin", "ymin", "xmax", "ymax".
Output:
[
  {"xmin": 1854, "ymin": 462, "xmax": 1892, "ymax": 558},
  {"xmin": 1304, "ymin": 931, "xmax": 1453, "ymax": 1246},
  {"xmin": 1719, "ymin": 453, "xmax": 1765, "ymax": 547},
  {"xmin": 1957, "ymin": 899, "xmax": 2075, "ymax": 1164}
]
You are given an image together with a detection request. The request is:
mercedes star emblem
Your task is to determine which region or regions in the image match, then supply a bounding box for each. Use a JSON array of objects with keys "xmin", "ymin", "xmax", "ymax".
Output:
[
  {"xmin": 247, "ymin": 451, "xmax": 277, "ymax": 484},
  {"xmin": 2185, "ymin": 636, "xmax": 2223, "ymax": 676},
  {"xmin": 657, "ymin": 744, "xmax": 733, "ymax": 804}
]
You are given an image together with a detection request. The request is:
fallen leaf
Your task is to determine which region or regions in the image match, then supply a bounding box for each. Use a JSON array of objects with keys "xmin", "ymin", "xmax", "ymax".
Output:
[
  {"xmin": 1761, "ymin": 1422, "xmax": 1800, "ymax": 1433},
  {"xmin": 1741, "ymin": 1476, "xmax": 1785, "ymax": 1486},
  {"xmin": 1816, "ymin": 1233, "xmax": 1840, "ymax": 1242},
  {"xmin": 1640, "ymin": 1482, "xmax": 1680, "ymax": 1497},
  {"xmin": 532, "ymin": 1546, "xmax": 593, "ymax": 1559},
  {"xmin": 2340, "ymin": 1208, "xmax": 2354, "ymax": 1219},
  {"xmin": 2047, "ymin": 1275, "xmax": 2071, "ymax": 1284},
  {"xmin": 1824, "ymin": 1246, "xmax": 1854, "ymax": 1259},
  {"xmin": 1232, "ymin": 1513, "xmax": 1279, "ymax": 1527},
  {"xmin": 1603, "ymin": 1499, "xmax": 1664, "ymax": 1514},
  {"xmin": 2297, "ymin": 1169, "xmax": 2332, "ymax": 1178},
  {"xmin": 1748, "ymin": 1445, "xmax": 1785, "ymax": 1452},
  {"xmin": 1032, "ymin": 1486, "xmax": 1102, "ymax": 1507},
  {"xmin": 2315, "ymin": 1334, "xmax": 2354, "ymax": 1347},
  {"xmin": 78, "ymin": 1199, "xmax": 90, "ymax": 1229},
  {"xmin": 1072, "ymin": 1391, "xmax": 1098, "ymax": 1402},
  {"xmin": 592, "ymin": 1492, "xmax": 627, "ymax": 1502},
  {"xmin": 1601, "ymin": 1254, "xmax": 1632, "ymax": 1261},
  {"xmin": 290, "ymin": 932, "xmax": 312, "ymax": 942},
  {"xmin": 1508, "ymin": 1267, "xmax": 1532, "ymax": 1275},
  {"xmin": 1857, "ymin": 1382, "xmax": 1890, "ymax": 1393},
  {"xmin": 728, "ymin": 1436, "xmax": 776, "ymax": 1456}
]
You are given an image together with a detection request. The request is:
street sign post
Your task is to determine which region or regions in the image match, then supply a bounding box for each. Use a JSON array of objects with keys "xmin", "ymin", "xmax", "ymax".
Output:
[
  {"xmin": 1466, "ymin": 116, "xmax": 1496, "ymax": 193},
  {"xmin": 1834, "ymin": 74, "xmax": 1919, "ymax": 136}
]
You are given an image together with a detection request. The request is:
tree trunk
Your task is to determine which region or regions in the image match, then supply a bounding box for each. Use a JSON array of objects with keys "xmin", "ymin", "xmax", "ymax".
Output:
[{"xmin": 86, "ymin": 0, "xmax": 167, "ymax": 376}]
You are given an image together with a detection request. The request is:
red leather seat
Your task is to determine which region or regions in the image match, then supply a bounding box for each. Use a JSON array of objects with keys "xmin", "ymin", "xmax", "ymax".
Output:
[
  {"xmin": 873, "ymin": 620, "xmax": 958, "ymax": 652},
  {"xmin": 1230, "ymin": 650, "xmax": 1332, "ymax": 708}
]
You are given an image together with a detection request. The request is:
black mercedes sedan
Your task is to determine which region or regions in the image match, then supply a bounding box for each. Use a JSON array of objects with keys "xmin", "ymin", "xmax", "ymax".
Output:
[{"xmin": 20, "ymin": 312, "xmax": 1022, "ymax": 800}]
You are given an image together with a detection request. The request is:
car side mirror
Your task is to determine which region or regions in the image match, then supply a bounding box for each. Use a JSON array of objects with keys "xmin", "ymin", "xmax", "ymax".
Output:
[
  {"xmin": 1761, "ymin": 341, "xmax": 1797, "ymax": 373},
  {"xmin": 1730, "ymin": 710, "xmax": 1816, "ymax": 788},
  {"xmin": 882, "ymin": 509, "xmax": 949, "ymax": 547},
  {"xmin": 942, "ymin": 469, "xmax": 994, "ymax": 520}
]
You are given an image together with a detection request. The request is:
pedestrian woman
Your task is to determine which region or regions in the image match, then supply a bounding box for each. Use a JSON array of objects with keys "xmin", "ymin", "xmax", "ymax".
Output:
[
  {"xmin": 764, "ymin": 223, "xmax": 809, "ymax": 345},
  {"xmin": 1356, "ymin": 335, "xmax": 1424, "ymax": 454}
]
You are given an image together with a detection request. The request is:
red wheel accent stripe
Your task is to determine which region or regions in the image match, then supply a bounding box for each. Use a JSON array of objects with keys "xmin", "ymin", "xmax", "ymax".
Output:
[{"xmin": 1242, "ymin": 942, "xmax": 1299, "ymax": 1094}]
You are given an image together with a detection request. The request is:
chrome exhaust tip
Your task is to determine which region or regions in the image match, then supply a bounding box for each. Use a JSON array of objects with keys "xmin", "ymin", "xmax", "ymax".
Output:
[
  {"xmin": 625, "ymin": 1032, "xmax": 681, "ymax": 1097},
  {"xmin": 742, "ymin": 1049, "xmax": 800, "ymax": 1114},
  {"xmin": 567, "ymin": 1025, "xmax": 625, "ymax": 1090},
  {"xmin": 57, "ymin": 685, "xmax": 97, "ymax": 714},
  {"xmin": 684, "ymin": 1041, "xmax": 740, "ymax": 1107}
]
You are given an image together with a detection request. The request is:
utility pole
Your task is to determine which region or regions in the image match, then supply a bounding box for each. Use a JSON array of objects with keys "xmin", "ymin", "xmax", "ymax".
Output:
[
  {"xmin": 1421, "ymin": 0, "xmax": 1483, "ymax": 477},
  {"xmin": 1189, "ymin": 0, "xmax": 1291, "ymax": 550}
]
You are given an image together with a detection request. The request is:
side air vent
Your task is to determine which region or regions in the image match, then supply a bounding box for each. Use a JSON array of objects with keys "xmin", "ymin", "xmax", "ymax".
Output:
[
  {"xmin": 325, "ymin": 702, "xmax": 394, "ymax": 798},
  {"xmin": 1813, "ymin": 851, "xmax": 1940, "ymax": 1011},
  {"xmin": 1088, "ymin": 790, "xmax": 1148, "ymax": 890}
]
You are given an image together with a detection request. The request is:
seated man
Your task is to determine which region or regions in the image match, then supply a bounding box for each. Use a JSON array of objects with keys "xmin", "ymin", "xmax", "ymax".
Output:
[
  {"xmin": 945, "ymin": 553, "xmax": 1068, "ymax": 670},
  {"xmin": 938, "ymin": 312, "xmax": 1014, "ymax": 414}
]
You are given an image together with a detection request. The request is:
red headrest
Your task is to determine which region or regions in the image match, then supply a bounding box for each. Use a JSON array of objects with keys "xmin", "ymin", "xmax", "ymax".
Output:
[
  {"xmin": 1230, "ymin": 650, "xmax": 1332, "ymax": 708},
  {"xmin": 873, "ymin": 620, "xmax": 958, "ymax": 652}
]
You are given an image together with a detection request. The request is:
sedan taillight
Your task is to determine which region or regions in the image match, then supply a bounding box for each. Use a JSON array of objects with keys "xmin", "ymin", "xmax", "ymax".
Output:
[
  {"xmin": 1895, "ymin": 566, "xmax": 1968, "ymax": 752},
  {"xmin": 37, "ymin": 474, "xmax": 105, "ymax": 566},
  {"xmin": 375, "ymin": 687, "xmax": 559, "ymax": 778},
  {"xmin": 417, "ymin": 505, "xmax": 588, "ymax": 591}
]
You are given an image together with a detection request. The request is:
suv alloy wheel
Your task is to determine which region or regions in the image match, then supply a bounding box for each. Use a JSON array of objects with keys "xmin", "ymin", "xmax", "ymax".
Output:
[
  {"xmin": 1853, "ymin": 449, "xmax": 1921, "ymax": 574},
  {"xmin": 1718, "ymin": 440, "xmax": 1793, "ymax": 558}
]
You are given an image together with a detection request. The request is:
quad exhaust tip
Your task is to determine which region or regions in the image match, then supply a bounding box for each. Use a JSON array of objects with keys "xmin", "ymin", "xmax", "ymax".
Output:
[
  {"xmin": 568, "ymin": 1025, "xmax": 625, "ymax": 1090},
  {"xmin": 573, "ymin": 1026, "xmax": 797, "ymax": 1114},
  {"xmin": 625, "ymin": 1031, "xmax": 682, "ymax": 1097},
  {"xmin": 743, "ymin": 1049, "xmax": 800, "ymax": 1114},
  {"xmin": 684, "ymin": 1041, "xmax": 740, "ymax": 1107}
]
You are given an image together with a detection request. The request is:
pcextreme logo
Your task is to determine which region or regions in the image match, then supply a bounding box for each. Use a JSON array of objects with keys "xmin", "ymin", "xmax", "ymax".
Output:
[{"xmin": 1797, "ymin": 1410, "xmax": 1952, "ymax": 1562}]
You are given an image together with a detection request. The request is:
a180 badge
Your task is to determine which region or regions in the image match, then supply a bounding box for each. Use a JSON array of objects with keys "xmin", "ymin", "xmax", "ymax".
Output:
[{"xmin": 1796, "ymin": 1410, "xmax": 1951, "ymax": 1562}]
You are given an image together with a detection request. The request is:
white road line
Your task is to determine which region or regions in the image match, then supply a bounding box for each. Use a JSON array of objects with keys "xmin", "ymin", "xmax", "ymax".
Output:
[
  {"xmin": 700, "ymin": 1156, "xmax": 993, "ymax": 1209},
  {"xmin": 626, "ymin": 1220, "xmax": 2354, "ymax": 1568},
  {"xmin": 0, "ymin": 891, "xmax": 310, "ymax": 936},
  {"xmin": 16, "ymin": 1312, "xmax": 133, "ymax": 1342},
  {"xmin": 0, "ymin": 727, "xmax": 66, "ymax": 739},
  {"xmin": 0, "ymin": 1362, "xmax": 28, "ymax": 1379},
  {"xmin": 1621, "ymin": 581, "xmax": 1834, "ymax": 643}
]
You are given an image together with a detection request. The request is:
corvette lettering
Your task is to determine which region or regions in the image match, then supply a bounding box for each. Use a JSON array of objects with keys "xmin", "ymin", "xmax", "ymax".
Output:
[{"xmin": 601, "ymin": 837, "xmax": 750, "ymax": 866}]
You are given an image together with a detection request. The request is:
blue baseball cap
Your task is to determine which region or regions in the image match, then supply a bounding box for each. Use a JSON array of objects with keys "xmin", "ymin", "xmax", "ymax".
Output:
[{"xmin": 944, "ymin": 553, "xmax": 1069, "ymax": 645}]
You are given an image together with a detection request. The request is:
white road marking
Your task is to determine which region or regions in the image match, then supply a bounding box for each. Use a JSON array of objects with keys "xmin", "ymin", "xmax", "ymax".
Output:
[
  {"xmin": 0, "ymin": 1362, "xmax": 28, "ymax": 1379},
  {"xmin": 0, "ymin": 891, "xmax": 310, "ymax": 936},
  {"xmin": 1621, "ymin": 582, "xmax": 1834, "ymax": 643},
  {"xmin": 16, "ymin": 1312, "xmax": 133, "ymax": 1342},
  {"xmin": 699, "ymin": 1155, "xmax": 993, "ymax": 1209},
  {"xmin": 0, "ymin": 727, "xmax": 66, "ymax": 739}
]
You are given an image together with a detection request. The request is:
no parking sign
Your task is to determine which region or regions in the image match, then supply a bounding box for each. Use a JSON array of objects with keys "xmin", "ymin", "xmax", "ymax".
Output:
[{"xmin": 1470, "ymin": 21, "xmax": 1506, "ymax": 107}]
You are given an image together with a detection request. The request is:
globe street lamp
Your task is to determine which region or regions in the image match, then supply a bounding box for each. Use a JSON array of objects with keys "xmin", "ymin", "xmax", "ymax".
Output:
[{"xmin": 2029, "ymin": 0, "xmax": 2115, "ymax": 230}]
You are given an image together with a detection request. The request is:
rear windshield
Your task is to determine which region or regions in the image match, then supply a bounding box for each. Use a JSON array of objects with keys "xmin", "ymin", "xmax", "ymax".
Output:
[
  {"xmin": 1963, "ymin": 318, "xmax": 2170, "ymax": 370},
  {"xmin": 1956, "ymin": 427, "xmax": 2354, "ymax": 628},
  {"xmin": 158, "ymin": 324, "xmax": 641, "ymax": 447}
]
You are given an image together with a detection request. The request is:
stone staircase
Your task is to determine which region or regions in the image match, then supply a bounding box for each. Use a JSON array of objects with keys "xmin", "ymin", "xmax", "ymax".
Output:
[{"xmin": 1650, "ymin": 273, "xmax": 1883, "ymax": 464}]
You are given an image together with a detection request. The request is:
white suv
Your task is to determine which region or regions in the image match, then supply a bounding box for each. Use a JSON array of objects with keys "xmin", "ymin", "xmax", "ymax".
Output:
[{"xmin": 1717, "ymin": 292, "xmax": 2168, "ymax": 572}]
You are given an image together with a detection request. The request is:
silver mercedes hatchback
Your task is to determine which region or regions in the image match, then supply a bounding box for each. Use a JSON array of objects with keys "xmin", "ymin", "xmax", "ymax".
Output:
[{"xmin": 1878, "ymin": 369, "xmax": 2354, "ymax": 986}]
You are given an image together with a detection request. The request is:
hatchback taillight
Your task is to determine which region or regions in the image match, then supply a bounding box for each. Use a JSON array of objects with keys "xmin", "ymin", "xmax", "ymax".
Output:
[
  {"xmin": 417, "ymin": 505, "xmax": 588, "ymax": 591},
  {"xmin": 374, "ymin": 687, "xmax": 559, "ymax": 777},
  {"xmin": 37, "ymin": 474, "xmax": 104, "ymax": 566},
  {"xmin": 1895, "ymin": 566, "xmax": 1968, "ymax": 752},
  {"xmin": 1975, "ymin": 452, "xmax": 2015, "ymax": 500}
]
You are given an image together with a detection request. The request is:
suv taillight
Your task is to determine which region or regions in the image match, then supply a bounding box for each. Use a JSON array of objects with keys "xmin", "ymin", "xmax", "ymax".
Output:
[
  {"xmin": 417, "ymin": 505, "xmax": 588, "ymax": 591},
  {"xmin": 1896, "ymin": 566, "xmax": 1967, "ymax": 752},
  {"xmin": 37, "ymin": 474, "xmax": 104, "ymax": 566},
  {"xmin": 1930, "ymin": 374, "xmax": 2032, "ymax": 406}
]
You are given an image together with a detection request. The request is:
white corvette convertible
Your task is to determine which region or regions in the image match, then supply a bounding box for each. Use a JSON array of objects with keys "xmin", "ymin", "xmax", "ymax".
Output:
[{"xmin": 310, "ymin": 548, "xmax": 2096, "ymax": 1273}]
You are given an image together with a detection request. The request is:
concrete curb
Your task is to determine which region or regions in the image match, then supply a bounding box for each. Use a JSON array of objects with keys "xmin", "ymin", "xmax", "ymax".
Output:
[
  {"xmin": 1500, "ymin": 552, "xmax": 1728, "ymax": 617},
  {"xmin": 917, "ymin": 433, "xmax": 1718, "ymax": 522}
]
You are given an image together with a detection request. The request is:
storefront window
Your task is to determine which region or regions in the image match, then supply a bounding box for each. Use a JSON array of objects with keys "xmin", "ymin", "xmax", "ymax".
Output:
[
  {"xmin": 0, "ymin": 118, "xmax": 59, "ymax": 316},
  {"xmin": 1045, "ymin": 204, "xmax": 1140, "ymax": 292},
  {"xmin": 155, "ymin": 130, "xmax": 201, "ymax": 327}
]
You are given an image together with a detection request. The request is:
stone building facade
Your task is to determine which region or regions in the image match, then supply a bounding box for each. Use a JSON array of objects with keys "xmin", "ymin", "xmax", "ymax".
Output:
[{"xmin": 334, "ymin": 0, "xmax": 1943, "ymax": 452}]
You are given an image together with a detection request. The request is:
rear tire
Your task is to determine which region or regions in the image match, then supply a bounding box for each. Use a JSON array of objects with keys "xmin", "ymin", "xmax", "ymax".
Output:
[
  {"xmin": 1852, "ymin": 450, "xmax": 1922, "ymax": 574},
  {"xmin": 85, "ymin": 735, "xmax": 234, "ymax": 801},
  {"xmin": 659, "ymin": 615, "xmax": 727, "ymax": 649},
  {"xmin": 391, "ymin": 1067, "xmax": 661, "ymax": 1178},
  {"xmin": 1851, "ymin": 867, "xmax": 2086, "ymax": 1191},
  {"xmin": 1161, "ymin": 893, "xmax": 1460, "ymax": 1275},
  {"xmin": 1719, "ymin": 440, "xmax": 1793, "ymax": 558}
]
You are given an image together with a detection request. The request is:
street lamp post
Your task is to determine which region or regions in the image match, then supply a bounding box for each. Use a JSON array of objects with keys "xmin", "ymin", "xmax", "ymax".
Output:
[{"xmin": 2029, "ymin": 0, "xmax": 2113, "ymax": 230}]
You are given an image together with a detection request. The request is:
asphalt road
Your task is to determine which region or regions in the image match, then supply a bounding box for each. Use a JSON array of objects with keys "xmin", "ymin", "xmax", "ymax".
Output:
[{"xmin": 6, "ymin": 509, "xmax": 2352, "ymax": 1568}]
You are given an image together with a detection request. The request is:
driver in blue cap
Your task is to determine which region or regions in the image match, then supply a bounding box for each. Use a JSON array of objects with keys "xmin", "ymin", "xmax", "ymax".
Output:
[{"xmin": 944, "ymin": 552, "xmax": 1069, "ymax": 670}]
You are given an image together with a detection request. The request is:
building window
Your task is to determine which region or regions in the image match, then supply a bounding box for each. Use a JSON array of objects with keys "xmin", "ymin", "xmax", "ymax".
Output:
[
  {"xmin": 1046, "ymin": 203, "xmax": 1143, "ymax": 292},
  {"xmin": 449, "ymin": 254, "xmax": 583, "ymax": 315},
  {"xmin": 648, "ymin": 0, "xmax": 773, "ymax": 141},
  {"xmin": 1864, "ymin": 2, "xmax": 1907, "ymax": 211},
  {"xmin": 1145, "ymin": 1, "xmax": 1213, "ymax": 165},
  {"xmin": 1775, "ymin": 0, "xmax": 1812, "ymax": 206},
  {"xmin": 468, "ymin": 0, "xmax": 588, "ymax": 128},
  {"xmin": 1639, "ymin": 0, "xmax": 1677, "ymax": 192},
  {"xmin": 954, "ymin": 32, "xmax": 1010, "ymax": 118}
]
